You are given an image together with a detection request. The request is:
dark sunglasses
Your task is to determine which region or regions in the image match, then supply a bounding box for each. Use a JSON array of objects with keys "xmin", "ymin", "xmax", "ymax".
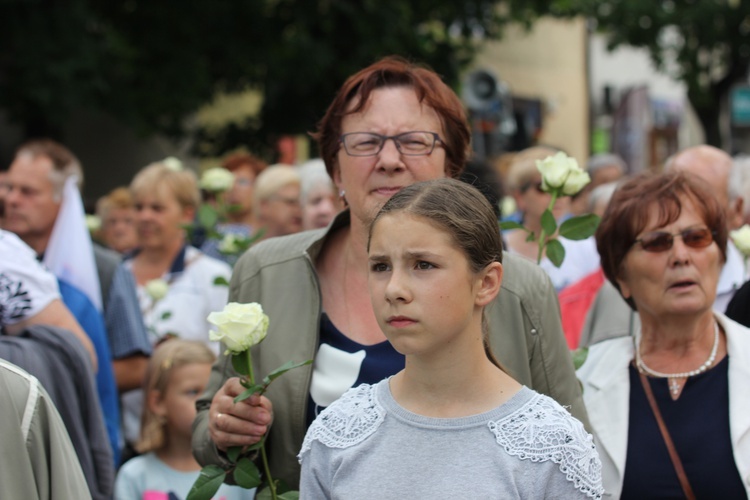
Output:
[
  {"xmin": 521, "ymin": 181, "xmax": 546, "ymax": 194},
  {"xmin": 633, "ymin": 227, "xmax": 715, "ymax": 253}
]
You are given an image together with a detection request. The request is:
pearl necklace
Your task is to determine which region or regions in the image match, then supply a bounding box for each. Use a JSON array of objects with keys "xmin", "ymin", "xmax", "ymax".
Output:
[{"xmin": 636, "ymin": 321, "xmax": 720, "ymax": 397}]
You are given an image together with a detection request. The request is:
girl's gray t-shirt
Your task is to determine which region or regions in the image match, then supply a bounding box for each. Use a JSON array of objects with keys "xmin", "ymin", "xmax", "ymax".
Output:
[{"xmin": 299, "ymin": 380, "xmax": 603, "ymax": 499}]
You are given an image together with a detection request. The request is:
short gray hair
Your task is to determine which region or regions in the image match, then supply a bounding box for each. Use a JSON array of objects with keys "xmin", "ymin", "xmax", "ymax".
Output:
[
  {"xmin": 297, "ymin": 159, "xmax": 334, "ymax": 205},
  {"xmin": 586, "ymin": 153, "xmax": 626, "ymax": 176},
  {"xmin": 15, "ymin": 139, "xmax": 83, "ymax": 200}
]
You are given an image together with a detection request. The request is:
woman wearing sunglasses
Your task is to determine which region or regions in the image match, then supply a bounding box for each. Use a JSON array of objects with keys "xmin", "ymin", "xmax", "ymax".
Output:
[{"xmin": 578, "ymin": 171, "xmax": 750, "ymax": 499}]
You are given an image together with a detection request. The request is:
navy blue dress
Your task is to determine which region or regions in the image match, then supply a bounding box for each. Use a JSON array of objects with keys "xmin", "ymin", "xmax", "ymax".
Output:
[{"xmin": 621, "ymin": 357, "xmax": 746, "ymax": 499}]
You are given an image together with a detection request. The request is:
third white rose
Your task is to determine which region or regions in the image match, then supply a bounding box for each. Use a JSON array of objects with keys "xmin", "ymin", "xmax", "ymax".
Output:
[{"xmin": 730, "ymin": 224, "xmax": 750, "ymax": 256}]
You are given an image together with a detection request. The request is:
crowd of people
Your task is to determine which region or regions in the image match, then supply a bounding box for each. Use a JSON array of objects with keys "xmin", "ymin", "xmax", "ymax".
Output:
[{"xmin": 0, "ymin": 55, "xmax": 749, "ymax": 499}]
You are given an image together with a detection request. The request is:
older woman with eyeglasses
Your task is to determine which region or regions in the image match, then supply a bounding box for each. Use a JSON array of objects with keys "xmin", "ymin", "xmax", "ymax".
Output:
[
  {"xmin": 192, "ymin": 56, "xmax": 588, "ymax": 489},
  {"xmin": 578, "ymin": 171, "xmax": 750, "ymax": 499}
]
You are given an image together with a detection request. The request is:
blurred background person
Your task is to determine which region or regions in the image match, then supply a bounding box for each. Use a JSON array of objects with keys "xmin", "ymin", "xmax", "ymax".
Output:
[
  {"xmin": 96, "ymin": 187, "xmax": 138, "ymax": 255},
  {"xmin": 724, "ymin": 155, "xmax": 750, "ymax": 327},
  {"xmin": 1, "ymin": 227, "xmax": 113, "ymax": 498},
  {"xmin": 730, "ymin": 154, "xmax": 750, "ymax": 227},
  {"xmin": 0, "ymin": 169, "xmax": 7, "ymax": 226},
  {"xmin": 0, "ymin": 358, "xmax": 92, "ymax": 499},
  {"xmin": 559, "ymin": 180, "xmax": 621, "ymax": 349},
  {"xmin": 297, "ymin": 158, "xmax": 342, "ymax": 230},
  {"xmin": 666, "ymin": 145, "xmax": 745, "ymax": 311},
  {"xmin": 569, "ymin": 153, "xmax": 626, "ymax": 216},
  {"xmin": 115, "ymin": 339, "xmax": 253, "ymax": 499},
  {"xmin": 2, "ymin": 139, "xmax": 151, "ymax": 395},
  {"xmin": 504, "ymin": 146, "xmax": 599, "ymax": 291},
  {"xmin": 122, "ymin": 160, "xmax": 231, "ymax": 457},
  {"xmin": 252, "ymin": 163, "xmax": 303, "ymax": 239},
  {"xmin": 201, "ymin": 152, "xmax": 268, "ymax": 263},
  {"xmin": 579, "ymin": 171, "xmax": 750, "ymax": 499}
]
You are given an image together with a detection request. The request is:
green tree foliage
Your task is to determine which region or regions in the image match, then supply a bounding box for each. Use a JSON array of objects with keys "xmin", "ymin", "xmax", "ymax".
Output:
[
  {"xmin": 553, "ymin": 0, "xmax": 750, "ymax": 148},
  {"xmin": 0, "ymin": 0, "xmax": 554, "ymax": 156}
]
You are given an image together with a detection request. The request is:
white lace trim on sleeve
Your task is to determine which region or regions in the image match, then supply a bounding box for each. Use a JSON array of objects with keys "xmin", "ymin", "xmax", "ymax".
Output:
[
  {"xmin": 298, "ymin": 383, "xmax": 385, "ymax": 459},
  {"xmin": 488, "ymin": 393, "xmax": 604, "ymax": 499}
]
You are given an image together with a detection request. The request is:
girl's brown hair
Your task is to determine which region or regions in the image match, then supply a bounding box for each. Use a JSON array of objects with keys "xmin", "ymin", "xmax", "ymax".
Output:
[{"xmin": 367, "ymin": 178, "xmax": 504, "ymax": 368}]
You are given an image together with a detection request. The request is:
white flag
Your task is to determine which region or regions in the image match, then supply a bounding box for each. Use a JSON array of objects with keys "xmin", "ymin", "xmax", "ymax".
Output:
[{"xmin": 43, "ymin": 176, "xmax": 102, "ymax": 311}]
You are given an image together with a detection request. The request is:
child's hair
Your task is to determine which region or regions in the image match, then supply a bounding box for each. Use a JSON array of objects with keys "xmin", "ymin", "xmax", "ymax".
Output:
[
  {"xmin": 367, "ymin": 178, "xmax": 505, "ymax": 368},
  {"xmin": 136, "ymin": 339, "xmax": 216, "ymax": 454}
]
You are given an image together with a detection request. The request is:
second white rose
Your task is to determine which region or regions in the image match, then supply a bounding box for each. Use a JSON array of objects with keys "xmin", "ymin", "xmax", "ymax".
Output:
[{"xmin": 145, "ymin": 278, "xmax": 169, "ymax": 301}]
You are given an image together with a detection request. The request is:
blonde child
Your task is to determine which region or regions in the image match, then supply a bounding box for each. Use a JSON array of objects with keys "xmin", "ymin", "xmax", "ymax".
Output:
[
  {"xmin": 299, "ymin": 178, "xmax": 604, "ymax": 498},
  {"xmin": 115, "ymin": 340, "xmax": 253, "ymax": 499}
]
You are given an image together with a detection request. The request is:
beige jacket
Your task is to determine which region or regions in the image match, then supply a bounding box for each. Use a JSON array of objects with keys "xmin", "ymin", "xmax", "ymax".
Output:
[
  {"xmin": 0, "ymin": 359, "xmax": 91, "ymax": 500},
  {"xmin": 194, "ymin": 211, "xmax": 588, "ymax": 489}
]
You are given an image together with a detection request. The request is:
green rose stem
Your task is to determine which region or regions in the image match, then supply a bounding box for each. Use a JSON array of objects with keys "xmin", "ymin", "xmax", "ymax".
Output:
[
  {"xmin": 536, "ymin": 190, "xmax": 560, "ymax": 265},
  {"xmin": 242, "ymin": 348, "xmax": 278, "ymax": 500}
]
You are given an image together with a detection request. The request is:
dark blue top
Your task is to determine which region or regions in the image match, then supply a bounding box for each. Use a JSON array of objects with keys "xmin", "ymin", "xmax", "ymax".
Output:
[
  {"xmin": 59, "ymin": 279, "xmax": 121, "ymax": 467},
  {"xmin": 621, "ymin": 357, "xmax": 746, "ymax": 499},
  {"xmin": 306, "ymin": 313, "xmax": 404, "ymax": 428}
]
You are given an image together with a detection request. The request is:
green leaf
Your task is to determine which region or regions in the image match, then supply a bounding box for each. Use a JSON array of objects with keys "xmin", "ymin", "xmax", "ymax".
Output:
[
  {"xmin": 247, "ymin": 436, "xmax": 266, "ymax": 451},
  {"xmin": 227, "ymin": 445, "xmax": 242, "ymax": 463},
  {"xmin": 275, "ymin": 478, "xmax": 293, "ymax": 493},
  {"xmin": 186, "ymin": 465, "xmax": 226, "ymax": 500},
  {"xmin": 541, "ymin": 209, "xmax": 557, "ymax": 236},
  {"xmin": 261, "ymin": 359, "xmax": 314, "ymax": 386},
  {"xmin": 231, "ymin": 353, "xmax": 250, "ymax": 376},
  {"xmin": 213, "ymin": 276, "xmax": 230, "ymax": 286},
  {"xmin": 233, "ymin": 457, "xmax": 262, "ymax": 489},
  {"xmin": 160, "ymin": 311, "xmax": 172, "ymax": 321},
  {"xmin": 278, "ymin": 492, "xmax": 300, "ymax": 500},
  {"xmin": 525, "ymin": 231, "xmax": 537, "ymax": 243},
  {"xmin": 499, "ymin": 220, "xmax": 526, "ymax": 231},
  {"xmin": 198, "ymin": 204, "xmax": 219, "ymax": 229},
  {"xmin": 559, "ymin": 214, "xmax": 601, "ymax": 241},
  {"xmin": 545, "ymin": 238, "xmax": 565, "ymax": 268},
  {"xmin": 234, "ymin": 385, "xmax": 264, "ymax": 403},
  {"xmin": 572, "ymin": 347, "xmax": 589, "ymax": 370},
  {"xmin": 256, "ymin": 488, "xmax": 273, "ymax": 500}
]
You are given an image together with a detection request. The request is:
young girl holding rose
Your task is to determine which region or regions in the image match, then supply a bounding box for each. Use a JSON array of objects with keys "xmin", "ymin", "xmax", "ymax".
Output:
[
  {"xmin": 115, "ymin": 339, "xmax": 254, "ymax": 500},
  {"xmin": 298, "ymin": 178, "xmax": 603, "ymax": 499}
]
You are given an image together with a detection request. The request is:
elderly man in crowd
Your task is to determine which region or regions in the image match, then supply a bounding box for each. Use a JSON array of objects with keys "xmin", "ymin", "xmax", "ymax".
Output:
[{"xmin": 3, "ymin": 140, "xmax": 152, "ymax": 435}]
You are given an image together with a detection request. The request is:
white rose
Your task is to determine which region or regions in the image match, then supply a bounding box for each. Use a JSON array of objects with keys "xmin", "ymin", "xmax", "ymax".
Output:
[
  {"xmin": 536, "ymin": 152, "xmax": 578, "ymax": 190},
  {"xmin": 86, "ymin": 214, "xmax": 102, "ymax": 233},
  {"xmin": 145, "ymin": 278, "xmax": 169, "ymax": 301},
  {"xmin": 730, "ymin": 224, "xmax": 750, "ymax": 256},
  {"xmin": 208, "ymin": 302, "xmax": 269, "ymax": 354},
  {"xmin": 500, "ymin": 196, "xmax": 517, "ymax": 218},
  {"xmin": 200, "ymin": 167, "xmax": 235, "ymax": 193},
  {"xmin": 218, "ymin": 234, "xmax": 240, "ymax": 254},
  {"xmin": 163, "ymin": 157, "xmax": 184, "ymax": 171},
  {"xmin": 561, "ymin": 168, "xmax": 591, "ymax": 196},
  {"xmin": 536, "ymin": 152, "xmax": 578, "ymax": 189}
]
